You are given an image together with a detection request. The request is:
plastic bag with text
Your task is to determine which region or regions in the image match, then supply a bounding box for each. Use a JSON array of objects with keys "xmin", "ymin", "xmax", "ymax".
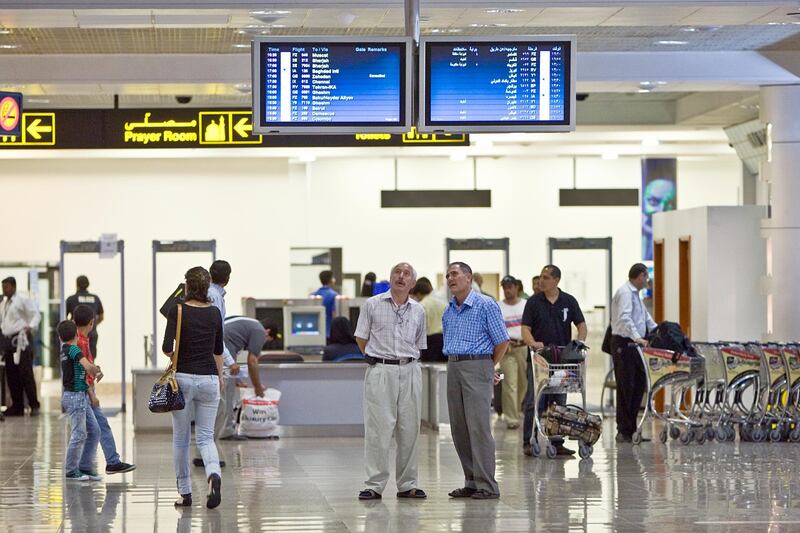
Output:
[{"xmin": 237, "ymin": 387, "xmax": 281, "ymax": 438}]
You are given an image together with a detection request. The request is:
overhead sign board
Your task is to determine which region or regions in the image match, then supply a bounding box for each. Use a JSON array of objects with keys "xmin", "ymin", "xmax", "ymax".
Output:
[{"xmin": 0, "ymin": 108, "xmax": 468, "ymax": 149}]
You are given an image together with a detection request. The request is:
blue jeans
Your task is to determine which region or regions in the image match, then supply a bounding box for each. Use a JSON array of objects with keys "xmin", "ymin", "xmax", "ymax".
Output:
[
  {"xmin": 62, "ymin": 391, "xmax": 99, "ymax": 474},
  {"xmin": 171, "ymin": 373, "xmax": 221, "ymax": 495},
  {"xmin": 91, "ymin": 403, "xmax": 121, "ymax": 466}
]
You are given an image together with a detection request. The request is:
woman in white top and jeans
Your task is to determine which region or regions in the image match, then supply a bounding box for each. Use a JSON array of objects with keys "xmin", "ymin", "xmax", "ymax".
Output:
[{"xmin": 162, "ymin": 266, "xmax": 225, "ymax": 508}]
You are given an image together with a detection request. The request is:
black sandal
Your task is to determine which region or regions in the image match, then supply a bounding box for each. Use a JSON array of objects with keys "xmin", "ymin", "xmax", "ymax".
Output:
[
  {"xmin": 358, "ymin": 489, "xmax": 382, "ymax": 500},
  {"xmin": 174, "ymin": 494, "xmax": 192, "ymax": 507},
  {"xmin": 448, "ymin": 487, "xmax": 476, "ymax": 498},
  {"xmin": 397, "ymin": 488, "xmax": 427, "ymax": 499}
]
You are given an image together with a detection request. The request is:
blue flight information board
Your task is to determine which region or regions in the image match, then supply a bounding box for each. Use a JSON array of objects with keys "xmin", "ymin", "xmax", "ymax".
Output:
[
  {"xmin": 425, "ymin": 40, "xmax": 571, "ymax": 127},
  {"xmin": 257, "ymin": 41, "xmax": 407, "ymax": 129}
]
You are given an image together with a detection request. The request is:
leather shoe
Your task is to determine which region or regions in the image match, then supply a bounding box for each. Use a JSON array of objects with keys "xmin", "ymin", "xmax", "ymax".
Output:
[
  {"xmin": 555, "ymin": 444, "xmax": 575, "ymax": 456},
  {"xmin": 615, "ymin": 433, "xmax": 632, "ymax": 443},
  {"xmin": 522, "ymin": 443, "xmax": 532, "ymax": 456}
]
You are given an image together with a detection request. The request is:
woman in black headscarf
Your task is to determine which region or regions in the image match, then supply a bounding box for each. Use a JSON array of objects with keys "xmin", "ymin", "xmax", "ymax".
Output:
[
  {"xmin": 360, "ymin": 272, "xmax": 377, "ymax": 297},
  {"xmin": 323, "ymin": 317, "xmax": 363, "ymax": 362}
]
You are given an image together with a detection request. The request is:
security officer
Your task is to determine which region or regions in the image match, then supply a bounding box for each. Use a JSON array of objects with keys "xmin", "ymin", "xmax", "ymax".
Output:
[{"xmin": 66, "ymin": 275, "xmax": 104, "ymax": 359}]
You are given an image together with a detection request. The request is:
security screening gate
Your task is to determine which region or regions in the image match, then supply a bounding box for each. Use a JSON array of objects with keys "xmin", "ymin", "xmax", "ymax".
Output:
[
  {"xmin": 151, "ymin": 240, "xmax": 216, "ymax": 367},
  {"xmin": 59, "ymin": 239, "xmax": 127, "ymax": 412},
  {"xmin": 445, "ymin": 238, "xmax": 510, "ymax": 277}
]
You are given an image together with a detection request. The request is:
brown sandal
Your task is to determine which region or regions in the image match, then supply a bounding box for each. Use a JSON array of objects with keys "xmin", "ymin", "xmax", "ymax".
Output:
[{"xmin": 397, "ymin": 488, "xmax": 427, "ymax": 499}]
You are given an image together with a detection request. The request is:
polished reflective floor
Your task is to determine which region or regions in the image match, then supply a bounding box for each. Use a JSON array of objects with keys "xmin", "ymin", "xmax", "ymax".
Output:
[{"xmin": 2, "ymin": 395, "xmax": 800, "ymax": 532}]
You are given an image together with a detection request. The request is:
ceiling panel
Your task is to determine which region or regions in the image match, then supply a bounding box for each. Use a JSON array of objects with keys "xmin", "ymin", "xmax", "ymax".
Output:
[
  {"xmin": 681, "ymin": 6, "xmax": 781, "ymax": 26},
  {"xmin": 602, "ymin": 6, "xmax": 701, "ymax": 27},
  {"xmin": 527, "ymin": 7, "xmax": 622, "ymax": 27}
]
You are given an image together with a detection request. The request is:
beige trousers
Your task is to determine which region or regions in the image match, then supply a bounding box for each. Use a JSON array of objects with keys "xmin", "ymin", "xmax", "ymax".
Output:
[{"xmin": 500, "ymin": 345, "xmax": 529, "ymax": 425}]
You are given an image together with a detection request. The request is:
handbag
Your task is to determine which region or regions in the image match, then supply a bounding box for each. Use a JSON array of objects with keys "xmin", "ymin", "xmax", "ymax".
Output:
[{"xmin": 148, "ymin": 304, "xmax": 186, "ymax": 413}]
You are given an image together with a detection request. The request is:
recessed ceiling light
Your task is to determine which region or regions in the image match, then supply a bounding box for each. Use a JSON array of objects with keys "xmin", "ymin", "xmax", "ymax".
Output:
[
  {"xmin": 656, "ymin": 40, "xmax": 688, "ymax": 45},
  {"xmin": 0, "ymin": 28, "xmax": 12, "ymax": 35},
  {"xmin": 26, "ymin": 98, "xmax": 50, "ymax": 104},
  {"xmin": 232, "ymin": 44, "xmax": 250, "ymax": 49},
  {"xmin": 485, "ymin": 8, "xmax": 525, "ymax": 14},
  {"xmin": 681, "ymin": 27, "xmax": 697, "ymax": 32},
  {"xmin": 233, "ymin": 83, "xmax": 252, "ymax": 94},
  {"xmin": 270, "ymin": 24, "xmax": 285, "ymax": 28},
  {"xmin": 0, "ymin": 44, "xmax": 18, "ymax": 49},
  {"xmin": 637, "ymin": 89, "xmax": 652, "ymax": 93},
  {"xmin": 250, "ymin": 10, "xmax": 291, "ymax": 16}
]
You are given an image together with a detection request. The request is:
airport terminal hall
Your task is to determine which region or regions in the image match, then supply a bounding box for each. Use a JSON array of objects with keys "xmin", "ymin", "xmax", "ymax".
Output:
[{"xmin": 3, "ymin": 0, "xmax": 800, "ymax": 531}]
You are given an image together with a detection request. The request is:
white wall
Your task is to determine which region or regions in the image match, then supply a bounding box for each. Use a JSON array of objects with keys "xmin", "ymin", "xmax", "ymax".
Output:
[
  {"xmin": 653, "ymin": 205, "xmax": 765, "ymax": 342},
  {"xmin": 0, "ymin": 152, "xmax": 743, "ymax": 384}
]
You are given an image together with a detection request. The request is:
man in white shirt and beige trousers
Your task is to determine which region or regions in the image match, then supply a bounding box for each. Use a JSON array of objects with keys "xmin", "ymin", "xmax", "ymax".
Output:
[{"xmin": 355, "ymin": 262, "xmax": 427, "ymax": 500}]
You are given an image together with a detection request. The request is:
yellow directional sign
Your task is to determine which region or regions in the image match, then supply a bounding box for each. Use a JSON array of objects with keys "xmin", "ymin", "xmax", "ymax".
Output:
[
  {"xmin": 199, "ymin": 111, "xmax": 262, "ymax": 145},
  {"xmin": 0, "ymin": 112, "xmax": 56, "ymax": 146}
]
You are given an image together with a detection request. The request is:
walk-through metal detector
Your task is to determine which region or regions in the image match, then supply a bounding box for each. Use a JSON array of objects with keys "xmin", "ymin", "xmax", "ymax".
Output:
[
  {"xmin": 445, "ymin": 238, "xmax": 510, "ymax": 277},
  {"xmin": 151, "ymin": 240, "xmax": 216, "ymax": 366},
  {"xmin": 59, "ymin": 240, "xmax": 127, "ymax": 412},
  {"xmin": 548, "ymin": 237, "xmax": 613, "ymax": 411}
]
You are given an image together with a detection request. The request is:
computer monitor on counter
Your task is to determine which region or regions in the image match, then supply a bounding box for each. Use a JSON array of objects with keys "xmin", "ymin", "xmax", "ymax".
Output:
[{"xmin": 282, "ymin": 305, "xmax": 327, "ymax": 354}]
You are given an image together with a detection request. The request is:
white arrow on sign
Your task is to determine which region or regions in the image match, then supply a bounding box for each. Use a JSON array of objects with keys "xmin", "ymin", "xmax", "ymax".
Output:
[
  {"xmin": 233, "ymin": 117, "xmax": 253, "ymax": 138},
  {"xmin": 26, "ymin": 118, "xmax": 52, "ymax": 140}
]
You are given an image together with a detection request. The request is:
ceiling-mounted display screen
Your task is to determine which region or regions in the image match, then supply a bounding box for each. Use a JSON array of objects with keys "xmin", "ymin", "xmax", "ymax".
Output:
[
  {"xmin": 252, "ymin": 37, "xmax": 412, "ymax": 134},
  {"xmin": 420, "ymin": 36, "xmax": 575, "ymax": 133}
]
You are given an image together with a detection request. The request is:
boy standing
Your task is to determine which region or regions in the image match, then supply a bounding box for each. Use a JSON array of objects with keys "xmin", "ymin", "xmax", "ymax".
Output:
[
  {"xmin": 73, "ymin": 304, "xmax": 136, "ymax": 477},
  {"xmin": 59, "ymin": 319, "xmax": 101, "ymax": 481}
]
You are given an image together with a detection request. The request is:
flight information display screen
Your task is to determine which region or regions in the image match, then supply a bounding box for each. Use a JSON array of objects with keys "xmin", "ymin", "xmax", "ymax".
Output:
[
  {"xmin": 422, "ymin": 38, "xmax": 574, "ymax": 132},
  {"xmin": 254, "ymin": 39, "xmax": 410, "ymax": 133}
]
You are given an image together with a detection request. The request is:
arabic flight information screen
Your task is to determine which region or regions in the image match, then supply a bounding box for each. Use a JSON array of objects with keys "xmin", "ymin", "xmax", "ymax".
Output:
[
  {"xmin": 258, "ymin": 41, "xmax": 407, "ymax": 128},
  {"xmin": 425, "ymin": 40, "xmax": 571, "ymax": 127}
]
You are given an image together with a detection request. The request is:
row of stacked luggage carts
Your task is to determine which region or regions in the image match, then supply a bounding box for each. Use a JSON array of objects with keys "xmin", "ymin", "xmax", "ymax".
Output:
[{"xmin": 631, "ymin": 342, "xmax": 800, "ymax": 445}]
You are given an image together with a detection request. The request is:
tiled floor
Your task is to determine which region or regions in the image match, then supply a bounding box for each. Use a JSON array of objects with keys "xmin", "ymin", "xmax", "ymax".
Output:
[{"xmin": 3, "ymin": 394, "xmax": 800, "ymax": 532}]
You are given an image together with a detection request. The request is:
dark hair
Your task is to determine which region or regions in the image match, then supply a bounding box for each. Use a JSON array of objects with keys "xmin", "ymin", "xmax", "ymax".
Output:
[
  {"xmin": 209, "ymin": 260, "xmax": 231, "ymax": 285},
  {"xmin": 542, "ymin": 265, "xmax": 562, "ymax": 280},
  {"xmin": 515, "ymin": 279, "xmax": 524, "ymax": 292},
  {"xmin": 1, "ymin": 276, "xmax": 16, "ymax": 287},
  {"xmin": 57, "ymin": 320, "xmax": 77, "ymax": 342},
  {"xmin": 73, "ymin": 304, "xmax": 95, "ymax": 327},
  {"xmin": 184, "ymin": 266, "xmax": 211, "ymax": 303},
  {"xmin": 360, "ymin": 272, "xmax": 376, "ymax": 297},
  {"xmin": 260, "ymin": 319, "xmax": 280, "ymax": 337},
  {"xmin": 329, "ymin": 317, "xmax": 356, "ymax": 345},
  {"xmin": 448, "ymin": 262, "xmax": 472, "ymax": 276},
  {"xmin": 76, "ymin": 275, "xmax": 90, "ymax": 291},
  {"xmin": 319, "ymin": 270, "xmax": 334, "ymax": 286},
  {"xmin": 532, "ymin": 275, "xmax": 541, "ymax": 282},
  {"xmin": 411, "ymin": 277, "xmax": 434, "ymax": 297},
  {"xmin": 629, "ymin": 263, "xmax": 648, "ymax": 280}
]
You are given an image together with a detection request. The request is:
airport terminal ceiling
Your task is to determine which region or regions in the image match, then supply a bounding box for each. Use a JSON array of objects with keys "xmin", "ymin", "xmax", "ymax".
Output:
[{"xmin": 0, "ymin": 1, "xmax": 799, "ymax": 128}]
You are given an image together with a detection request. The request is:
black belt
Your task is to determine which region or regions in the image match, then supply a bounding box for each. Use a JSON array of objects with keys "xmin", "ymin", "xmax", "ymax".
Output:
[
  {"xmin": 447, "ymin": 354, "xmax": 493, "ymax": 362},
  {"xmin": 365, "ymin": 355, "xmax": 415, "ymax": 366}
]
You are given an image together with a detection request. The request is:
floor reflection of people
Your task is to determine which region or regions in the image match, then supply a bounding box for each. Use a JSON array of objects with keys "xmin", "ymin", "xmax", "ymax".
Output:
[
  {"xmin": 176, "ymin": 507, "xmax": 222, "ymax": 533},
  {"xmin": 361, "ymin": 499, "xmax": 421, "ymax": 533},
  {"xmin": 64, "ymin": 483, "xmax": 124, "ymax": 532},
  {"xmin": 457, "ymin": 500, "xmax": 499, "ymax": 533}
]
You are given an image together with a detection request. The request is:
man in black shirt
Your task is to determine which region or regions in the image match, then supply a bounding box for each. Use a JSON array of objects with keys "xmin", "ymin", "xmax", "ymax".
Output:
[
  {"xmin": 66, "ymin": 276, "xmax": 104, "ymax": 359},
  {"xmin": 521, "ymin": 265, "xmax": 587, "ymax": 456}
]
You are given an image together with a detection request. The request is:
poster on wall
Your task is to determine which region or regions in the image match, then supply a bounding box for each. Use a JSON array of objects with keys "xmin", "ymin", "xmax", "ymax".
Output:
[{"xmin": 641, "ymin": 158, "xmax": 677, "ymax": 261}]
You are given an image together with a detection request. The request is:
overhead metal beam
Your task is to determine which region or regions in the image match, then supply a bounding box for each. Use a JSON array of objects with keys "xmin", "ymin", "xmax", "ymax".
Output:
[{"xmin": 674, "ymin": 91, "xmax": 758, "ymax": 124}]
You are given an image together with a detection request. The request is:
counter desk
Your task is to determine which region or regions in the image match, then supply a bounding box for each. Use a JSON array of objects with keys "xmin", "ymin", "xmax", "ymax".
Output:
[{"xmin": 132, "ymin": 360, "xmax": 451, "ymax": 435}]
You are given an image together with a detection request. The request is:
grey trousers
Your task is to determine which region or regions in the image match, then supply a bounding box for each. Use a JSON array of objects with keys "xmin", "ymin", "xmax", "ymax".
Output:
[
  {"xmin": 447, "ymin": 358, "xmax": 499, "ymax": 495},
  {"xmin": 214, "ymin": 376, "xmax": 238, "ymax": 439},
  {"xmin": 363, "ymin": 362, "xmax": 422, "ymax": 494}
]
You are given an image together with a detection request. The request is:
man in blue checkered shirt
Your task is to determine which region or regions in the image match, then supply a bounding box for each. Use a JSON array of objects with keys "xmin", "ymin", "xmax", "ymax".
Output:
[{"xmin": 442, "ymin": 262, "xmax": 509, "ymax": 500}]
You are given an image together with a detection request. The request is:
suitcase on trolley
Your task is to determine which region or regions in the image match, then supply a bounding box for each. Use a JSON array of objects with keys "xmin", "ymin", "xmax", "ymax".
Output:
[{"xmin": 543, "ymin": 403, "xmax": 602, "ymax": 445}]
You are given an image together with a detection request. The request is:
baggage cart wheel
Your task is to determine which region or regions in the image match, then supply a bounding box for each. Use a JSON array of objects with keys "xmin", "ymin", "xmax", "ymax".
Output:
[
  {"xmin": 679, "ymin": 431, "xmax": 693, "ymax": 445},
  {"xmin": 659, "ymin": 429, "xmax": 668, "ymax": 444},
  {"xmin": 752, "ymin": 427, "xmax": 767, "ymax": 443},
  {"xmin": 531, "ymin": 442, "xmax": 541, "ymax": 457},
  {"xmin": 789, "ymin": 429, "xmax": 800, "ymax": 442},
  {"xmin": 715, "ymin": 427, "xmax": 727, "ymax": 441},
  {"xmin": 694, "ymin": 429, "xmax": 706, "ymax": 445},
  {"xmin": 669, "ymin": 426, "xmax": 681, "ymax": 440},
  {"xmin": 725, "ymin": 426, "xmax": 736, "ymax": 442},
  {"xmin": 578, "ymin": 443, "xmax": 592, "ymax": 459},
  {"xmin": 546, "ymin": 444, "xmax": 557, "ymax": 459},
  {"xmin": 769, "ymin": 428, "xmax": 783, "ymax": 442},
  {"xmin": 632, "ymin": 432, "xmax": 642, "ymax": 445},
  {"xmin": 741, "ymin": 423, "xmax": 754, "ymax": 441},
  {"xmin": 706, "ymin": 427, "xmax": 716, "ymax": 441}
]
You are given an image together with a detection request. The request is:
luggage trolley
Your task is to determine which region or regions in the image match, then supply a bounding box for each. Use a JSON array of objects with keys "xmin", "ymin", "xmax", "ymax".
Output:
[
  {"xmin": 530, "ymin": 345, "xmax": 594, "ymax": 459},
  {"xmin": 716, "ymin": 343, "xmax": 768, "ymax": 442},
  {"xmin": 633, "ymin": 346, "xmax": 705, "ymax": 445},
  {"xmin": 757, "ymin": 343, "xmax": 792, "ymax": 441},
  {"xmin": 692, "ymin": 342, "xmax": 728, "ymax": 441},
  {"xmin": 782, "ymin": 344, "xmax": 800, "ymax": 442}
]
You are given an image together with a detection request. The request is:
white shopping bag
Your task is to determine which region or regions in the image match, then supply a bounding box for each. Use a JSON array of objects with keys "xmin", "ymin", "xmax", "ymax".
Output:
[{"xmin": 237, "ymin": 387, "xmax": 281, "ymax": 438}]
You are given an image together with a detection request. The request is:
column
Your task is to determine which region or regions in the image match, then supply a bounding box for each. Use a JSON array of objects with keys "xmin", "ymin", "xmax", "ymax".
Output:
[{"xmin": 760, "ymin": 85, "xmax": 800, "ymax": 342}]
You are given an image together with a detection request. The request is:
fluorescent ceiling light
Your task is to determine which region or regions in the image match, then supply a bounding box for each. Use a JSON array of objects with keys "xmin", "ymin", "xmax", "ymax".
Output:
[
  {"xmin": 0, "ymin": 44, "xmax": 18, "ymax": 49},
  {"xmin": 485, "ymin": 8, "xmax": 525, "ymax": 14},
  {"xmin": 26, "ymin": 98, "xmax": 50, "ymax": 104},
  {"xmin": 232, "ymin": 44, "xmax": 250, "ymax": 49},
  {"xmin": 250, "ymin": 10, "xmax": 291, "ymax": 16},
  {"xmin": 656, "ymin": 40, "xmax": 688, "ymax": 46}
]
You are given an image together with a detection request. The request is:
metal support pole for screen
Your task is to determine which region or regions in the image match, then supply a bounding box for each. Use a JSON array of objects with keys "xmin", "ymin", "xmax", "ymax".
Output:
[
  {"xmin": 59, "ymin": 240, "xmax": 127, "ymax": 412},
  {"xmin": 151, "ymin": 240, "xmax": 216, "ymax": 367},
  {"xmin": 445, "ymin": 238, "xmax": 510, "ymax": 278}
]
